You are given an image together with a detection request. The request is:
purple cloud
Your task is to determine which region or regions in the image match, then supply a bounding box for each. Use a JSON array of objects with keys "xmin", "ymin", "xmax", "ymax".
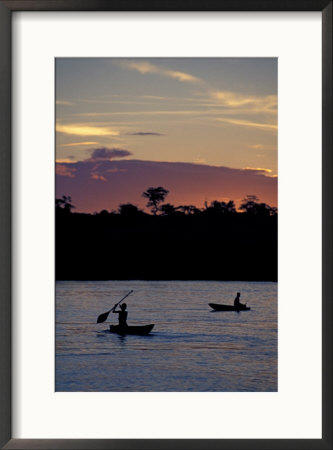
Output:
[
  {"xmin": 56, "ymin": 159, "xmax": 277, "ymax": 214},
  {"xmin": 88, "ymin": 147, "xmax": 132, "ymax": 161}
]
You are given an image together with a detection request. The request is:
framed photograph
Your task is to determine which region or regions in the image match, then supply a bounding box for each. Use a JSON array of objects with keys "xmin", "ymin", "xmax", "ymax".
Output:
[
  {"xmin": 0, "ymin": 1, "xmax": 331, "ymax": 449},
  {"xmin": 55, "ymin": 55, "xmax": 278, "ymax": 394}
]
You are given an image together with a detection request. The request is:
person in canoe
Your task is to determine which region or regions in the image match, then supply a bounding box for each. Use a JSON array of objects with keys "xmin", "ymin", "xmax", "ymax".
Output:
[
  {"xmin": 234, "ymin": 292, "xmax": 246, "ymax": 309},
  {"xmin": 112, "ymin": 303, "xmax": 128, "ymax": 327}
]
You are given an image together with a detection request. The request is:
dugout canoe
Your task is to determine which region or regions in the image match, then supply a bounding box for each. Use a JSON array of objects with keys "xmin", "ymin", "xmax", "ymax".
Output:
[
  {"xmin": 209, "ymin": 303, "xmax": 251, "ymax": 311},
  {"xmin": 109, "ymin": 324, "xmax": 154, "ymax": 335}
]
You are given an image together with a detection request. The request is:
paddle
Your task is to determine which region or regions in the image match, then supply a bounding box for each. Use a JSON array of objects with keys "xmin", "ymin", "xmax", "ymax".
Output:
[{"xmin": 96, "ymin": 290, "xmax": 133, "ymax": 324}]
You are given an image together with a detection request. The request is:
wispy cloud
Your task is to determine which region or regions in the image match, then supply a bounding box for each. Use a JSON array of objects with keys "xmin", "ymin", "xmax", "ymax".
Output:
[
  {"xmin": 71, "ymin": 110, "xmax": 200, "ymax": 118},
  {"xmin": 217, "ymin": 117, "xmax": 277, "ymax": 132},
  {"xmin": 56, "ymin": 124, "xmax": 119, "ymax": 137},
  {"xmin": 122, "ymin": 61, "xmax": 156, "ymax": 74},
  {"xmin": 119, "ymin": 60, "xmax": 202, "ymax": 84},
  {"xmin": 210, "ymin": 91, "xmax": 277, "ymax": 112},
  {"xmin": 139, "ymin": 95, "xmax": 170, "ymax": 100},
  {"xmin": 248, "ymin": 144, "xmax": 264, "ymax": 149},
  {"xmin": 126, "ymin": 132, "xmax": 164, "ymax": 136},
  {"xmin": 56, "ymin": 100, "xmax": 74, "ymax": 106},
  {"xmin": 60, "ymin": 141, "xmax": 99, "ymax": 147},
  {"xmin": 71, "ymin": 107, "xmax": 275, "ymax": 120},
  {"xmin": 165, "ymin": 70, "xmax": 200, "ymax": 83}
]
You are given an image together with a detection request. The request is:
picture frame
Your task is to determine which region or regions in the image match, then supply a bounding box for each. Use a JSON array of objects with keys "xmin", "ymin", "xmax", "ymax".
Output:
[{"xmin": 0, "ymin": 1, "xmax": 331, "ymax": 449}]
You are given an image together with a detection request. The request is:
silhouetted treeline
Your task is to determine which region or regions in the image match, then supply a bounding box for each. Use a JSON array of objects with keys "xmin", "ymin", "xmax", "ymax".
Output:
[{"xmin": 56, "ymin": 192, "xmax": 277, "ymax": 281}]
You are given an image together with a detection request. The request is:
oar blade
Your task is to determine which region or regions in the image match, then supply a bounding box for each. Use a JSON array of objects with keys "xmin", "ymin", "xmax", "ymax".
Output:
[{"xmin": 96, "ymin": 311, "xmax": 110, "ymax": 324}]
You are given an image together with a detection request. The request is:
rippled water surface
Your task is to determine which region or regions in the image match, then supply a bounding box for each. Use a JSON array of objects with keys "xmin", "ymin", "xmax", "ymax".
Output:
[{"xmin": 56, "ymin": 280, "xmax": 277, "ymax": 391}]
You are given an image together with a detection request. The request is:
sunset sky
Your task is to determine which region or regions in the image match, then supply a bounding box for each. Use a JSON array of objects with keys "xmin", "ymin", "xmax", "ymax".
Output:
[{"xmin": 56, "ymin": 58, "xmax": 277, "ymax": 213}]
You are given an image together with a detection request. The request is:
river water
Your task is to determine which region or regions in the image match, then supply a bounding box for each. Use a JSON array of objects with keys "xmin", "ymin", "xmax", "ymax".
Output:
[{"xmin": 56, "ymin": 280, "xmax": 277, "ymax": 392}]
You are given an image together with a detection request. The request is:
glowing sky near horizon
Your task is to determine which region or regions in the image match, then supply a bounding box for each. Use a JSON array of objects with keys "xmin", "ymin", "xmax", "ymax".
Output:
[{"xmin": 56, "ymin": 58, "xmax": 277, "ymax": 212}]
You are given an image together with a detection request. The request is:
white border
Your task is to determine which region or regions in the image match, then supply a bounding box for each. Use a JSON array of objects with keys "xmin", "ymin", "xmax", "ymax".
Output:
[{"xmin": 12, "ymin": 12, "xmax": 322, "ymax": 439}]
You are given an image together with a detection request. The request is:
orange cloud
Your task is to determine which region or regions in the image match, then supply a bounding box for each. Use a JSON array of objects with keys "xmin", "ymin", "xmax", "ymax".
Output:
[
  {"xmin": 56, "ymin": 164, "xmax": 76, "ymax": 178},
  {"xmin": 243, "ymin": 167, "xmax": 274, "ymax": 176},
  {"xmin": 91, "ymin": 163, "xmax": 107, "ymax": 181},
  {"xmin": 91, "ymin": 173, "xmax": 107, "ymax": 182},
  {"xmin": 56, "ymin": 158, "xmax": 76, "ymax": 163}
]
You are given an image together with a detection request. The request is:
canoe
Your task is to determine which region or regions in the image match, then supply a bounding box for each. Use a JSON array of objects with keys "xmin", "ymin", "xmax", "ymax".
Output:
[
  {"xmin": 209, "ymin": 303, "xmax": 251, "ymax": 311},
  {"xmin": 109, "ymin": 324, "xmax": 154, "ymax": 335}
]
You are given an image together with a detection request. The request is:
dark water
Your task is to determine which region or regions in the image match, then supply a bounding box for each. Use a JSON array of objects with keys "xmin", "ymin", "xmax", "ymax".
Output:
[{"xmin": 56, "ymin": 280, "xmax": 277, "ymax": 392}]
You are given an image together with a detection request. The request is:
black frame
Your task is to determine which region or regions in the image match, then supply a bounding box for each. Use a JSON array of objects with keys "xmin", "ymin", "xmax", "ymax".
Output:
[{"xmin": 0, "ymin": 1, "xmax": 332, "ymax": 449}]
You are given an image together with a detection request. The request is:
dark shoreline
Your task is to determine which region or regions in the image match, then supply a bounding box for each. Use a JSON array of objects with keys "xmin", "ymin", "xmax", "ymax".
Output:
[{"xmin": 56, "ymin": 209, "xmax": 277, "ymax": 282}]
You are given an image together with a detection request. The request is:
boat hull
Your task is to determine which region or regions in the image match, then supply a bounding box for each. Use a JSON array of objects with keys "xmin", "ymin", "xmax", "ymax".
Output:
[
  {"xmin": 209, "ymin": 303, "xmax": 250, "ymax": 311},
  {"xmin": 110, "ymin": 324, "xmax": 154, "ymax": 335}
]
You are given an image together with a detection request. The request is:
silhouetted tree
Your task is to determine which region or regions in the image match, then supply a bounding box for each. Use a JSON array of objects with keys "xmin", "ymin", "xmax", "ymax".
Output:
[
  {"xmin": 210, "ymin": 200, "xmax": 236, "ymax": 214},
  {"xmin": 202, "ymin": 200, "xmax": 236, "ymax": 216},
  {"xmin": 160, "ymin": 203, "xmax": 178, "ymax": 216},
  {"xmin": 239, "ymin": 195, "xmax": 277, "ymax": 216},
  {"xmin": 226, "ymin": 200, "xmax": 236, "ymax": 213},
  {"xmin": 56, "ymin": 195, "xmax": 75, "ymax": 214},
  {"xmin": 269, "ymin": 206, "xmax": 278, "ymax": 216},
  {"xmin": 239, "ymin": 195, "xmax": 260, "ymax": 214},
  {"xmin": 118, "ymin": 203, "xmax": 142, "ymax": 216},
  {"xmin": 142, "ymin": 186, "xmax": 169, "ymax": 215},
  {"xmin": 178, "ymin": 205, "xmax": 201, "ymax": 215}
]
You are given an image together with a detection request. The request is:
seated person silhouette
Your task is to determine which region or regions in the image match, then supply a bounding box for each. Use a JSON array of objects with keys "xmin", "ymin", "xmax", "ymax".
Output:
[
  {"xmin": 234, "ymin": 292, "xmax": 246, "ymax": 309},
  {"xmin": 112, "ymin": 303, "xmax": 128, "ymax": 326}
]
